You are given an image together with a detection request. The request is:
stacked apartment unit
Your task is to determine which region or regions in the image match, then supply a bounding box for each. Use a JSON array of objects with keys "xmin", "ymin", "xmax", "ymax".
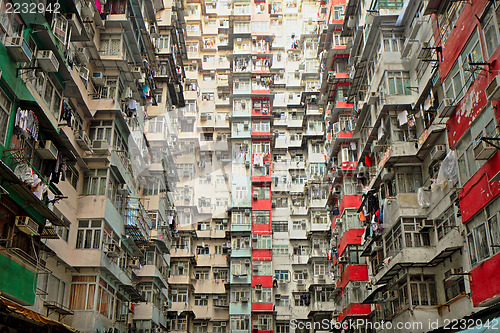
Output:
[
  {"xmin": 0, "ymin": 0, "xmax": 186, "ymax": 332},
  {"xmin": 166, "ymin": 0, "xmax": 336, "ymax": 332},
  {"xmin": 319, "ymin": 0, "xmax": 500, "ymax": 331}
]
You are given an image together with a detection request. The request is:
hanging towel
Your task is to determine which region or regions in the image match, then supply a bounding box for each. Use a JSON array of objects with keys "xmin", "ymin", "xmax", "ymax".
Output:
[
  {"xmin": 364, "ymin": 155, "xmax": 372, "ymax": 167},
  {"xmin": 350, "ymin": 142, "xmax": 356, "ymax": 150}
]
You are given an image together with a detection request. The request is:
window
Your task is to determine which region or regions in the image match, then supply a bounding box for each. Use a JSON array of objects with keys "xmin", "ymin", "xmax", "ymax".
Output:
[
  {"xmin": 456, "ymin": 105, "xmax": 496, "ymax": 185},
  {"xmin": 274, "ymin": 270, "xmax": 290, "ymax": 281},
  {"xmin": 99, "ymin": 34, "xmax": 122, "ymax": 56},
  {"xmin": 230, "ymin": 287, "xmax": 249, "ymax": 302},
  {"xmin": 256, "ymin": 235, "xmax": 272, "ymax": 249},
  {"xmin": 252, "ymin": 120, "xmax": 270, "ymax": 132},
  {"xmin": 171, "ymin": 288, "xmax": 188, "ymax": 303},
  {"xmin": 193, "ymin": 323, "xmax": 208, "ymax": 333},
  {"xmin": 481, "ymin": 4, "xmax": 500, "ymax": 59},
  {"xmin": 253, "ymin": 315, "xmax": 272, "ymax": 330},
  {"xmin": 293, "ymin": 270, "xmax": 308, "ymax": 280},
  {"xmin": 313, "ymin": 263, "xmax": 326, "ymax": 276},
  {"xmin": 232, "ymin": 236, "xmax": 250, "ymax": 249},
  {"xmin": 171, "ymin": 261, "xmax": 189, "ymax": 276},
  {"xmin": 38, "ymin": 272, "xmax": 66, "ymax": 306},
  {"xmin": 232, "ymin": 211, "xmax": 250, "ymax": 225},
  {"xmin": 444, "ymin": 29, "xmax": 483, "ymax": 101},
  {"xmin": 66, "ymin": 165, "xmax": 79, "ymax": 189},
  {"xmin": 409, "ymin": 274, "xmax": 437, "ymax": 306},
  {"xmin": 272, "ymin": 221, "xmax": 288, "ymax": 232},
  {"xmin": 467, "ymin": 196, "xmax": 500, "ymax": 266},
  {"xmin": 69, "ymin": 276, "xmax": 97, "ymax": 310},
  {"xmin": 253, "ymin": 287, "xmax": 272, "ymax": 302},
  {"xmin": 196, "ymin": 245, "xmax": 210, "ymax": 255},
  {"xmin": 436, "ymin": 206, "xmax": 456, "ymax": 240},
  {"xmin": 254, "ymin": 186, "xmax": 270, "ymax": 199},
  {"xmin": 171, "ymin": 317, "xmax": 188, "ymax": 331},
  {"xmin": 396, "ymin": 167, "xmax": 422, "ymax": 194},
  {"xmin": 292, "ymin": 220, "xmax": 306, "ymax": 230},
  {"xmin": 444, "ymin": 274, "xmax": 466, "ymax": 302},
  {"xmin": 230, "ymin": 315, "xmax": 249, "ymax": 330},
  {"xmin": 276, "ymin": 323, "xmax": 290, "ymax": 333},
  {"xmin": 194, "ymin": 295, "xmax": 209, "ymax": 306},
  {"xmin": 76, "ymin": 220, "xmax": 113, "ymax": 250},
  {"xmin": 382, "ymin": 32, "xmax": 404, "ymax": 52},
  {"xmin": 273, "ymin": 197, "xmax": 288, "ymax": 208},
  {"xmin": 273, "ymin": 245, "xmax": 289, "ymax": 255},
  {"xmin": 333, "ymin": 6, "xmax": 344, "ymax": 20},
  {"xmin": 253, "ymin": 261, "xmax": 272, "ymax": 275},
  {"xmin": 0, "ymin": 88, "xmax": 12, "ymax": 145},
  {"xmin": 231, "ymin": 260, "xmax": 249, "ymax": 276},
  {"xmin": 195, "ymin": 270, "xmax": 210, "ymax": 280},
  {"xmin": 156, "ymin": 34, "xmax": 170, "ymax": 49},
  {"xmin": 253, "ymin": 210, "xmax": 270, "ymax": 224},
  {"xmin": 97, "ymin": 278, "xmax": 115, "ymax": 319},
  {"xmin": 384, "ymin": 71, "xmax": 411, "ymax": 95}
]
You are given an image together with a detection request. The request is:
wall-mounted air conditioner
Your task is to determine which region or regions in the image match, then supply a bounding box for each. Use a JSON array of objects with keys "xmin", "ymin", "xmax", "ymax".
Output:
[
  {"xmin": 76, "ymin": 48, "xmax": 90, "ymax": 64},
  {"xmin": 380, "ymin": 167, "xmax": 394, "ymax": 181},
  {"xmin": 486, "ymin": 74, "xmax": 500, "ymax": 101},
  {"xmin": 15, "ymin": 216, "xmax": 39, "ymax": 235},
  {"xmin": 473, "ymin": 140, "xmax": 497, "ymax": 160},
  {"xmin": 37, "ymin": 50, "xmax": 60, "ymax": 72},
  {"xmin": 5, "ymin": 37, "xmax": 32, "ymax": 62},
  {"xmin": 430, "ymin": 145, "xmax": 446, "ymax": 160},
  {"xmin": 104, "ymin": 243, "xmax": 121, "ymax": 258},
  {"xmin": 437, "ymin": 98, "xmax": 457, "ymax": 118},
  {"xmin": 92, "ymin": 140, "xmax": 110, "ymax": 150},
  {"xmin": 35, "ymin": 140, "xmax": 58, "ymax": 159}
]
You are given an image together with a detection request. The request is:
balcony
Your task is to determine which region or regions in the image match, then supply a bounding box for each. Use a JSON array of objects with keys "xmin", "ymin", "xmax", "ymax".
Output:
[{"xmin": 124, "ymin": 198, "xmax": 152, "ymax": 241}]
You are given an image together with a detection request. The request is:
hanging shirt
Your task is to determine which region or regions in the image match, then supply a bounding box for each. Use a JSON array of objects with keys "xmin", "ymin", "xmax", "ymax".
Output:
[{"xmin": 398, "ymin": 110, "xmax": 408, "ymax": 126}]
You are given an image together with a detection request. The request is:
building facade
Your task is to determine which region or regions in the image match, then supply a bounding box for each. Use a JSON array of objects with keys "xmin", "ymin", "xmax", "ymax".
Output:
[
  {"xmin": 318, "ymin": 0, "xmax": 500, "ymax": 331},
  {"xmin": 0, "ymin": 0, "xmax": 185, "ymax": 332}
]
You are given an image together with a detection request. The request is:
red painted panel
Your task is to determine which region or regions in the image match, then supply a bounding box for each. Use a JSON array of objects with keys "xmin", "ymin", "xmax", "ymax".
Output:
[
  {"xmin": 338, "ymin": 130, "xmax": 353, "ymax": 139},
  {"xmin": 252, "ymin": 176, "xmax": 272, "ymax": 183},
  {"xmin": 251, "ymin": 303, "xmax": 273, "ymax": 311},
  {"xmin": 337, "ymin": 229, "xmax": 364, "ymax": 257},
  {"xmin": 338, "ymin": 303, "xmax": 371, "ymax": 322},
  {"xmin": 446, "ymin": 68, "xmax": 500, "ymax": 148},
  {"xmin": 459, "ymin": 152, "xmax": 500, "ymax": 223},
  {"xmin": 251, "ymin": 200, "xmax": 272, "ymax": 210},
  {"xmin": 252, "ymin": 275, "xmax": 273, "ymax": 287},
  {"xmin": 253, "ymin": 224, "xmax": 272, "ymax": 232},
  {"xmin": 470, "ymin": 252, "xmax": 500, "ymax": 306},
  {"xmin": 432, "ymin": 0, "xmax": 489, "ymax": 80},
  {"xmin": 340, "ymin": 265, "xmax": 369, "ymax": 290},
  {"xmin": 252, "ymin": 249, "xmax": 272, "ymax": 258},
  {"xmin": 337, "ymin": 194, "xmax": 362, "ymax": 219}
]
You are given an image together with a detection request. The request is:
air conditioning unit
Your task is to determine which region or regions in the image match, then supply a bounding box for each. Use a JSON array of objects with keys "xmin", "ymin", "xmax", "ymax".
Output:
[
  {"xmin": 437, "ymin": 98, "xmax": 458, "ymax": 118},
  {"xmin": 430, "ymin": 145, "xmax": 446, "ymax": 161},
  {"xmin": 37, "ymin": 50, "xmax": 60, "ymax": 72},
  {"xmin": 75, "ymin": 131, "xmax": 92, "ymax": 150},
  {"xmin": 78, "ymin": 66, "xmax": 89, "ymax": 81},
  {"xmin": 5, "ymin": 37, "xmax": 32, "ymax": 62},
  {"xmin": 35, "ymin": 140, "xmax": 58, "ymax": 159},
  {"xmin": 76, "ymin": 48, "xmax": 90, "ymax": 64},
  {"xmin": 371, "ymin": 140, "xmax": 383, "ymax": 153},
  {"xmin": 252, "ymin": 234, "xmax": 258, "ymax": 241},
  {"xmin": 104, "ymin": 243, "xmax": 121, "ymax": 258},
  {"xmin": 255, "ymin": 284, "xmax": 262, "ymax": 291},
  {"xmin": 296, "ymin": 279, "xmax": 304, "ymax": 285},
  {"xmin": 15, "ymin": 216, "xmax": 39, "ymax": 236},
  {"xmin": 221, "ymin": 322, "xmax": 226, "ymax": 327},
  {"xmin": 128, "ymin": 258, "xmax": 141, "ymax": 269},
  {"xmin": 245, "ymin": 259, "xmax": 251, "ymax": 265},
  {"xmin": 381, "ymin": 167, "xmax": 394, "ymax": 181},
  {"xmin": 338, "ymin": 256, "xmax": 348, "ymax": 264},
  {"xmin": 486, "ymin": 74, "xmax": 500, "ymax": 101},
  {"xmin": 241, "ymin": 297, "xmax": 249, "ymax": 302},
  {"xmin": 444, "ymin": 268, "xmax": 463, "ymax": 281},
  {"xmin": 92, "ymin": 72, "xmax": 104, "ymax": 85},
  {"xmin": 418, "ymin": 219, "xmax": 434, "ymax": 231},
  {"xmin": 253, "ymin": 193, "xmax": 258, "ymax": 200},
  {"xmin": 473, "ymin": 140, "xmax": 497, "ymax": 160},
  {"xmin": 245, "ymin": 209, "xmax": 251, "ymax": 216},
  {"xmin": 92, "ymin": 140, "xmax": 110, "ymax": 151},
  {"xmin": 245, "ymin": 160, "xmax": 250, "ymax": 168}
]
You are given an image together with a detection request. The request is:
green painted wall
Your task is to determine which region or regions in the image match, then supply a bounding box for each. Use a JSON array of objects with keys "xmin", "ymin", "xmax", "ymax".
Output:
[{"xmin": 0, "ymin": 254, "xmax": 37, "ymax": 305}]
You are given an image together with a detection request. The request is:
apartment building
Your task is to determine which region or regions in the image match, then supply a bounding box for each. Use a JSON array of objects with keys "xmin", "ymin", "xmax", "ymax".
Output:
[
  {"xmin": 165, "ymin": 0, "xmax": 337, "ymax": 332},
  {"xmin": 317, "ymin": 0, "xmax": 500, "ymax": 331},
  {"xmin": 0, "ymin": 0, "xmax": 185, "ymax": 332}
]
